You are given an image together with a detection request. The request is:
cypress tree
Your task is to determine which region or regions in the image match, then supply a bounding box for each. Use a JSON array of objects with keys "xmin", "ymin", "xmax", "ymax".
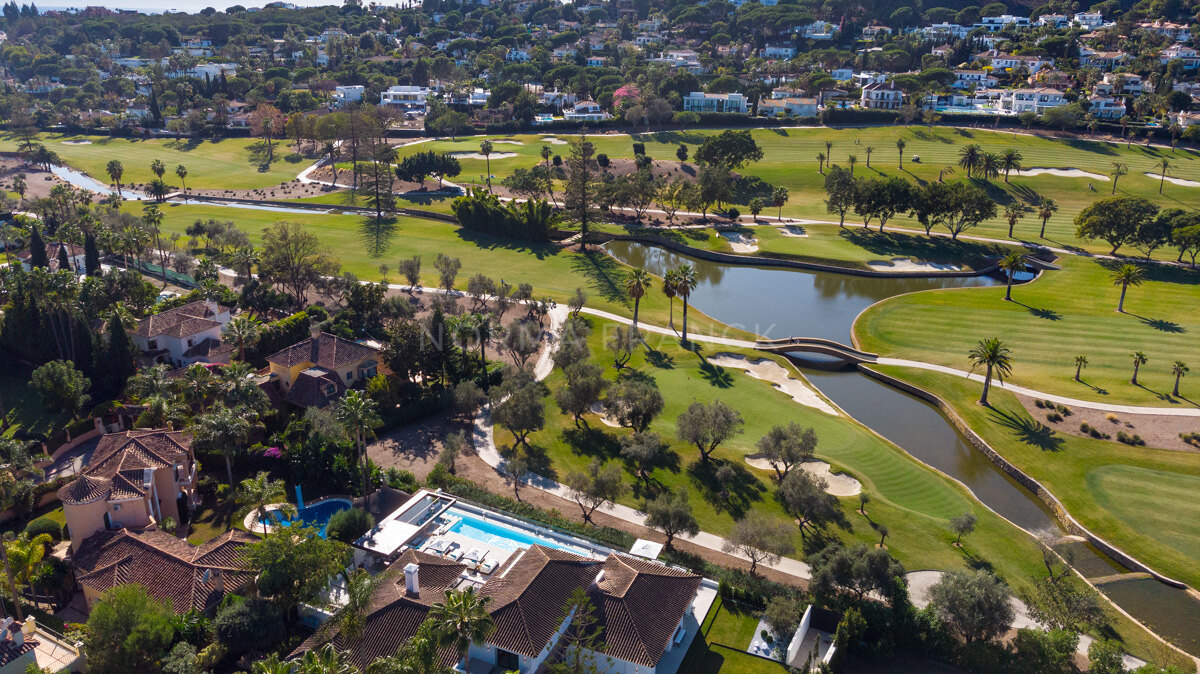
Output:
[
  {"xmin": 84, "ymin": 232, "xmax": 100, "ymax": 275},
  {"xmin": 71, "ymin": 317, "xmax": 94, "ymax": 379},
  {"xmin": 103, "ymin": 310, "xmax": 136, "ymax": 396},
  {"xmin": 28, "ymin": 227, "xmax": 47, "ymax": 268},
  {"xmin": 56, "ymin": 244, "xmax": 70, "ymax": 272},
  {"xmin": 149, "ymin": 86, "xmax": 161, "ymax": 125}
]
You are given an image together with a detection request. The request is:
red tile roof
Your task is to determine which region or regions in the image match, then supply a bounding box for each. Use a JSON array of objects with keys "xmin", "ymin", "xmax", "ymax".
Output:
[
  {"xmin": 133, "ymin": 300, "xmax": 229, "ymax": 339},
  {"xmin": 265, "ymin": 332, "xmax": 379, "ymax": 369},
  {"xmin": 58, "ymin": 430, "xmax": 190, "ymax": 505}
]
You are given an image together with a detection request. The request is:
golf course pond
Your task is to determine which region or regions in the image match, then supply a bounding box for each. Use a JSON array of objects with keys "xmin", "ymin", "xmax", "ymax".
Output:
[{"xmin": 605, "ymin": 240, "xmax": 1200, "ymax": 656}]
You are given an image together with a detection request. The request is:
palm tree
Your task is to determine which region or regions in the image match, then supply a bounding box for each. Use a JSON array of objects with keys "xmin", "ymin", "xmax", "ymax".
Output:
[
  {"xmin": 1003, "ymin": 204, "xmax": 1024, "ymax": 238},
  {"xmin": 998, "ymin": 252, "xmax": 1027, "ymax": 301},
  {"xmin": 847, "ymin": 154, "xmax": 858, "ymax": 176},
  {"xmin": 624, "ymin": 268, "xmax": 652, "ymax": 332},
  {"xmin": 142, "ymin": 204, "xmax": 168, "ymax": 285},
  {"xmin": 298, "ymin": 643, "xmax": 357, "ymax": 673},
  {"xmin": 1000, "ymin": 148, "xmax": 1023, "ymax": 182},
  {"xmin": 150, "ymin": 158, "xmax": 166, "ymax": 179},
  {"xmin": 968, "ymin": 337, "xmax": 1013, "ymax": 406},
  {"xmin": 980, "ymin": 152, "xmax": 1001, "ymax": 181},
  {"xmin": 824, "ymin": 140, "xmax": 833, "ymax": 163},
  {"xmin": 179, "ymin": 363, "xmax": 216, "ymax": 412},
  {"xmin": 816, "ymin": 152, "xmax": 826, "ymax": 174},
  {"xmin": 662, "ymin": 268, "xmax": 679, "ymax": 329},
  {"xmin": 865, "ymin": 145, "xmax": 873, "ymax": 168},
  {"xmin": 367, "ymin": 622, "xmax": 453, "ymax": 674},
  {"xmin": 2, "ymin": 533, "xmax": 51, "ymax": 620},
  {"xmin": 251, "ymin": 655, "xmax": 294, "ymax": 674},
  {"xmin": 1173, "ymin": 361, "xmax": 1189, "ymax": 397},
  {"xmin": 106, "ymin": 159, "xmax": 124, "ymax": 197},
  {"xmin": 430, "ymin": 587, "xmax": 495, "ymax": 670},
  {"xmin": 175, "ymin": 164, "xmax": 188, "ymax": 193},
  {"xmin": 1037, "ymin": 198, "xmax": 1058, "ymax": 238},
  {"xmin": 896, "ymin": 138, "xmax": 906, "ymax": 168},
  {"xmin": 675, "ymin": 263, "xmax": 698, "ymax": 344},
  {"xmin": 958, "ymin": 144, "xmax": 981, "ymax": 178},
  {"xmin": 1074, "ymin": 355, "xmax": 1088, "ymax": 382},
  {"xmin": 336, "ymin": 390, "xmax": 383, "ymax": 503},
  {"xmin": 772, "ymin": 186, "xmax": 789, "ymax": 221},
  {"xmin": 230, "ymin": 245, "xmax": 259, "ymax": 286},
  {"xmin": 223, "ymin": 314, "xmax": 261, "ymax": 361},
  {"xmin": 540, "ymin": 144, "xmax": 552, "ymax": 167},
  {"xmin": 938, "ymin": 165, "xmax": 954, "ymax": 183},
  {"xmin": 479, "ymin": 139, "xmax": 494, "ymax": 192},
  {"xmin": 1130, "ymin": 351, "xmax": 1148, "ymax": 385},
  {"xmin": 192, "ymin": 403, "xmax": 257, "ymax": 485},
  {"xmin": 326, "ymin": 569, "xmax": 381, "ymax": 645},
  {"xmin": 1110, "ymin": 162, "xmax": 1127, "ymax": 195},
  {"xmin": 1109, "ymin": 263, "xmax": 1144, "ymax": 313},
  {"xmin": 1158, "ymin": 158, "xmax": 1171, "ymax": 194},
  {"xmin": 324, "ymin": 140, "xmax": 339, "ymax": 185},
  {"xmin": 237, "ymin": 471, "xmax": 293, "ymax": 533}
]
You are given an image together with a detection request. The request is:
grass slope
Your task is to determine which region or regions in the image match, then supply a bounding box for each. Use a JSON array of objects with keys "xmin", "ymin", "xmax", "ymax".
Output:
[
  {"xmin": 869, "ymin": 364, "xmax": 1200, "ymax": 592},
  {"xmin": 856, "ymin": 254, "xmax": 1200, "ymax": 405},
  {"xmin": 394, "ymin": 128, "xmax": 1200, "ymax": 258},
  {"xmin": 0, "ymin": 133, "xmax": 306, "ymax": 190}
]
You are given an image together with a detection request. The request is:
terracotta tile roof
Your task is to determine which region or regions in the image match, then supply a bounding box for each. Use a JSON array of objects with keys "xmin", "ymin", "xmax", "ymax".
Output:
[
  {"xmin": 590, "ymin": 554, "xmax": 702, "ymax": 667},
  {"xmin": 181, "ymin": 337, "xmax": 234, "ymax": 361},
  {"xmin": 133, "ymin": 300, "xmax": 229, "ymax": 338},
  {"xmin": 265, "ymin": 332, "xmax": 379, "ymax": 369},
  {"xmin": 73, "ymin": 529, "xmax": 256, "ymax": 614},
  {"xmin": 291, "ymin": 549, "xmax": 464, "ymax": 669},
  {"xmin": 282, "ymin": 369, "xmax": 345, "ymax": 408},
  {"xmin": 0, "ymin": 636, "xmax": 36, "ymax": 666},
  {"xmin": 60, "ymin": 429, "xmax": 190, "ymax": 505},
  {"xmin": 481, "ymin": 546, "xmax": 601, "ymax": 658}
]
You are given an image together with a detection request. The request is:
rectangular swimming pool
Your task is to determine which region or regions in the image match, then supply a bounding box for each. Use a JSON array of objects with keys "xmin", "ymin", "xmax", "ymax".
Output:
[{"xmin": 444, "ymin": 508, "xmax": 588, "ymax": 554}]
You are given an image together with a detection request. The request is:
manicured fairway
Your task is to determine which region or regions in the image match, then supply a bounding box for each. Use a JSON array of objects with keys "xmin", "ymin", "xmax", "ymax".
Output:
[
  {"xmin": 395, "ymin": 128, "xmax": 1200, "ymax": 258},
  {"xmin": 856, "ymin": 254, "xmax": 1200, "ymax": 405},
  {"xmin": 870, "ymin": 365, "xmax": 1200, "ymax": 593},
  {"xmin": 138, "ymin": 203, "xmax": 743, "ymax": 338},
  {"xmin": 0, "ymin": 133, "xmax": 306, "ymax": 189}
]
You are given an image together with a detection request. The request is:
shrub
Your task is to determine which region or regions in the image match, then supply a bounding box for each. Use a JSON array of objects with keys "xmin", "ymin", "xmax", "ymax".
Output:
[
  {"xmin": 215, "ymin": 483, "xmax": 231, "ymax": 501},
  {"xmin": 726, "ymin": 207, "xmax": 741, "ymax": 221},
  {"xmin": 596, "ymin": 153, "xmax": 610, "ymax": 167},
  {"xmin": 1105, "ymin": 413, "xmax": 1120, "ymax": 424},
  {"xmin": 197, "ymin": 475, "xmax": 218, "ymax": 498},
  {"xmin": 552, "ymin": 154, "xmax": 562, "ymax": 166},
  {"xmin": 24, "ymin": 517, "xmax": 62, "ymax": 542},
  {"xmin": 385, "ymin": 468, "xmax": 418, "ymax": 492},
  {"xmin": 1180, "ymin": 432, "xmax": 1200, "ymax": 448},
  {"xmin": 1056, "ymin": 404, "xmax": 1071, "ymax": 416},
  {"xmin": 1116, "ymin": 431, "xmax": 1145, "ymax": 446},
  {"xmin": 213, "ymin": 598, "xmax": 284, "ymax": 656},
  {"xmin": 195, "ymin": 642, "xmax": 228, "ymax": 671},
  {"xmin": 325, "ymin": 507, "xmax": 375, "ymax": 543},
  {"xmin": 1046, "ymin": 412, "xmax": 1063, "ymax": 423},
  {"xmin": 1034, "ymin": 400, "xmax": 1047, "ymax": 409},
  {"xmin": 632, "ymin": 142, "xmax": 646, "ymax": 156}
]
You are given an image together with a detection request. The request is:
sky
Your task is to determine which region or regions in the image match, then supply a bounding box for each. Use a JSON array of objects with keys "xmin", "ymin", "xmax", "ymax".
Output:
[{"xmin": 40, "ymin": 0, "xmax": 415, "ymax": 13}]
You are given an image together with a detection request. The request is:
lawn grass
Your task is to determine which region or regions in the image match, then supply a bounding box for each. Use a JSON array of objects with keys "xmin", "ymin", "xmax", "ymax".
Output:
[
  {"xmin": 282, "ymin": 189, "xmax": 459, "ymax": 215},
  {"xmin": 136, "ymin": 202, "xmax": 744, "ymax": 339},
  {"xmin": 869, "ymin": 364, "xmax": 1200, "ymax": 592},
  {"xmin": 393, "ymin": 128, "xmax": 1200, "ymax": 259},
  {"xmin": 855, "ymin": 254, "xmax": 1200, "ymax": 405},
  {"xmin": 0, "ymin": 371, "xmax": 83, "ymax": 441},
  {"xmin": 681, "ymin": 597, "xmax": 790, "ymax": 674},
  {"xmin": 0, "ymin": 133, "xmax": 308, "ymax": 190}
]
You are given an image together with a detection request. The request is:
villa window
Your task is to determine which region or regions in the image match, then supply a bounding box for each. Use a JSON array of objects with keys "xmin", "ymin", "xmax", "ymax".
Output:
[
  {"xmin": 346, "ymin": 372, "xmax": 353, "ymax": 381},
  {"xmin": 147, "ymin": 340, "xmax": 158, "ymax": 350},
  {"xmin": 497, "ymin": 650, "xmax": 520, "ymax": 671}
]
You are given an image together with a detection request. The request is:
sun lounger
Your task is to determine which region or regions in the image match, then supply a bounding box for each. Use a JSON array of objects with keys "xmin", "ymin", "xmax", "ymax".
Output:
[
  {"xmin": 446, "ymin": 546, "xmax": 464, "ymax": 562},
  {"xmin": 477, "ymin": 559, "xmax": 498, "ymax": 575}
]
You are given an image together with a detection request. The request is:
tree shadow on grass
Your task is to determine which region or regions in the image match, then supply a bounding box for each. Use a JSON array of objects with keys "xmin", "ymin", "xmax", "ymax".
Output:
[
  {"xmin": 247, "ymin": 140, "xmax": 282, "ymax": 172},
  {"xmin": 839, "ymin": 227, "xmax": 1005, "ymax": 266},
  {"xmin": 164, "ymin": 137, "xmax": 202, "ymax": 152},
  {"xmin": 1012, "ymin": 300, "xmax": 1062, "ymax": 320},
  {"xmin": 569, "ymin": 251, "xmax": 630, "ymax": 305},
  {"xmin": 359, "ymin": 216, "xmax": 398, "ymax": 259},
  {"xmin": 1126, "ymin": 313, "xmax": 1186, "ymax": 333},
  {"xmin": 987, "ymin": 407, "xmax": 1065, "ymax": 452},
  {"xmin": 698, "ymin": 361, "xmax": 735, "ymax": 388},
  {"xmin": 563, "ymin": 426, "xmax": 622, "ymax": 461},
  {"xmin": 687, "ymin": 458, "xmax": 766, "ymax": 518},
  {"xmin": 644, "ymin": 348, "xmax": 675, "ymax": 369}
]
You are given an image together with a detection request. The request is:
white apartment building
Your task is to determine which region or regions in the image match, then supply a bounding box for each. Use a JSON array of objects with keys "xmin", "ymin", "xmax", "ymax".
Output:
[
  {"xmin": 682, "ymin": 91, "xmax": 749, "ymax": 114},
  {"xmin": 333, "ymin": 85, "xmax": 364, "ymax": 106},
  {"xmin": 860, "ymin": 81, "xmax": 903, "ymax": 109},
  {"xmin": 1001, "ymin": 87, "xmax": 1067, "ymax": 114},
  {"xmin": 380, "ymin": 85, "xmax": 429, "ymax": 110}
]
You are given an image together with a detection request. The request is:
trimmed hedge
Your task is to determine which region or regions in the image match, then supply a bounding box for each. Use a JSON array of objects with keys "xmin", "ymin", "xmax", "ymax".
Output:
[
  {"xmin": 425, "ymin": 465, "xmax": 635, "ymax": 549},
  {"xmin": 23, "ymin": 517, "xmax": 62, "ymax": 542}
]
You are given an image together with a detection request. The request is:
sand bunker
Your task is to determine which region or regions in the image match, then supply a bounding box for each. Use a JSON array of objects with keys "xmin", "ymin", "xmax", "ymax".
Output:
[
  {"xmin": 540, "ymin": 137, "xmax": 569, "ymax": 145},
  {"xmin": 720, "ymin": 231, "xmax": 759, "ymax": 253},
  {"xmin": 61, "ymin": 139, "xmax": 92, "ymax": 145},
  {"xmin": 493, "ymin": 140, "xmax": 524, "ymax": 145},
  {"xmin": 744, "ymin": 457, "xmax": 862, "ymax": 496},
  {"xmin": 707, "ymin": 353, "xmax": 839, "ymax": 415},
  {"xmin": 450, "ymin": 151, "xmax": 518, "ymax": 160},
  {"xmin": 779, "ymin": 225, "xmax": 808, "ymax": 238},
  {"xmin": 1145, "ymin": 172, "xmax": 1200, "ymax": 187},
  {"xmin": 589, "ymin": 401, "xmax": 622, "ymax": 427},
  {"xmin": 1014, "ymin": 167, "xmax": 1108, "ymax": 180},
  {"xmin": 867, "ymin": 258, "xmax": 963, "ymax": 272}
]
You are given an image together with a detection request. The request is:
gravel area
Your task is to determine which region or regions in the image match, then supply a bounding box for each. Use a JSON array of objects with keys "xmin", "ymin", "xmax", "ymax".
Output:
[{"xmin": 1017, "ymin": 392, "xmax": 1200, "ymax": 452}]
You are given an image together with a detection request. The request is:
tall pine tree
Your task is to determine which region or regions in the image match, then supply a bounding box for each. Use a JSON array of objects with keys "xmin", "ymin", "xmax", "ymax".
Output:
[
  {"xmin": 102, "ymin": 310, "xmax": 136, "ymax": 396},
  {"xmin": 84, "ymin": 232, "xmax": 100, "ymax": 275},
  {"xmin": 56, "ymin": 244, "xmax": 70, "ymax": 272},
  {"xmin": 28, "ymin": 227, "xmax": 47, "ymax": 268}
]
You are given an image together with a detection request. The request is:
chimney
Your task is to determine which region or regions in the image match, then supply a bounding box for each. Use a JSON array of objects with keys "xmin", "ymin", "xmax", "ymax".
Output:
[
  {"xmin": 404, "ymin": 562, "xmax": 420, "ymax": 596},
  {"xmin": 591, "ymin": 569, "xmax": 605, "ymax": 589},
  {"xmin": 205, "ymin": 298, "xmax": 219, "ymax": 316},
  {"xmin": 215, "ymin": 571, "xmax": 225, "ymax": 594},
  {"xmin": 9, "ymin": 622, "xmax": 22, "ymax": 647}
]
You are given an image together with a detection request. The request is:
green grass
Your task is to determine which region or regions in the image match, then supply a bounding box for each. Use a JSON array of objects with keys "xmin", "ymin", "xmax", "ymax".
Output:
[
  {"xmin": 855, "ymin": 254, "xmax": 1200, "ymax": 405},
  {"xmin": 869, "ymin": 364, "xmax": 1200, "ymax": 592},
  {"xmin": 681, "ymin": 598, "xmax": 790, "ymax": 674},
  {"xmin": 282, "ymin": 189, "xmax": 459, "ymax": 215},
  {"xmin": 0, "ymin": 371, "xmax": 83, "ymax": 440},
  {"xmin": 0, "ymin": 133, "xmax": 308, "ymax": 190},
  {"xmin": 140, "ymin": 203, "xmax": 742, "ymax": 339},
  {"xmin": 394, "ymin": 128, "xmax": 1200, "ymax": 258}
]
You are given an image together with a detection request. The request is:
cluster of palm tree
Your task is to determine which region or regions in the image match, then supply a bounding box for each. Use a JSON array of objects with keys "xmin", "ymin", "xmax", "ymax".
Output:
[
  {"xmin": 957, "ymin": 144, "xmax": 1023, "ymax": 182},
  {"xmin": 103, "ymin": 159, "xmax": 189, "ymax": 202},
  {"xmin": 659, "ymin": 263, "xmax": 699, "ymax": 342}
]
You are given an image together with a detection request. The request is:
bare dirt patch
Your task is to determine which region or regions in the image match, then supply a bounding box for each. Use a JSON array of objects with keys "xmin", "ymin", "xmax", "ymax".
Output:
[
  {"xmin": 0, "ymin": 160, "xmax": 76, "ymax": 200},
  {"xmin": 1016, "ymin": 392, "xmax": 1200, "ymax": 452}
]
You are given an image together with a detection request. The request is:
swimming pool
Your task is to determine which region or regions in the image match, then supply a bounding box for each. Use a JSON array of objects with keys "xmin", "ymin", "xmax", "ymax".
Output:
[
  {"xmin": 261, "ymin": 498, "xmax": 352, "ymax": 537},
  {"xmin": 444, "ymin": 508, "xmax": 586, "ymax": 554}
]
